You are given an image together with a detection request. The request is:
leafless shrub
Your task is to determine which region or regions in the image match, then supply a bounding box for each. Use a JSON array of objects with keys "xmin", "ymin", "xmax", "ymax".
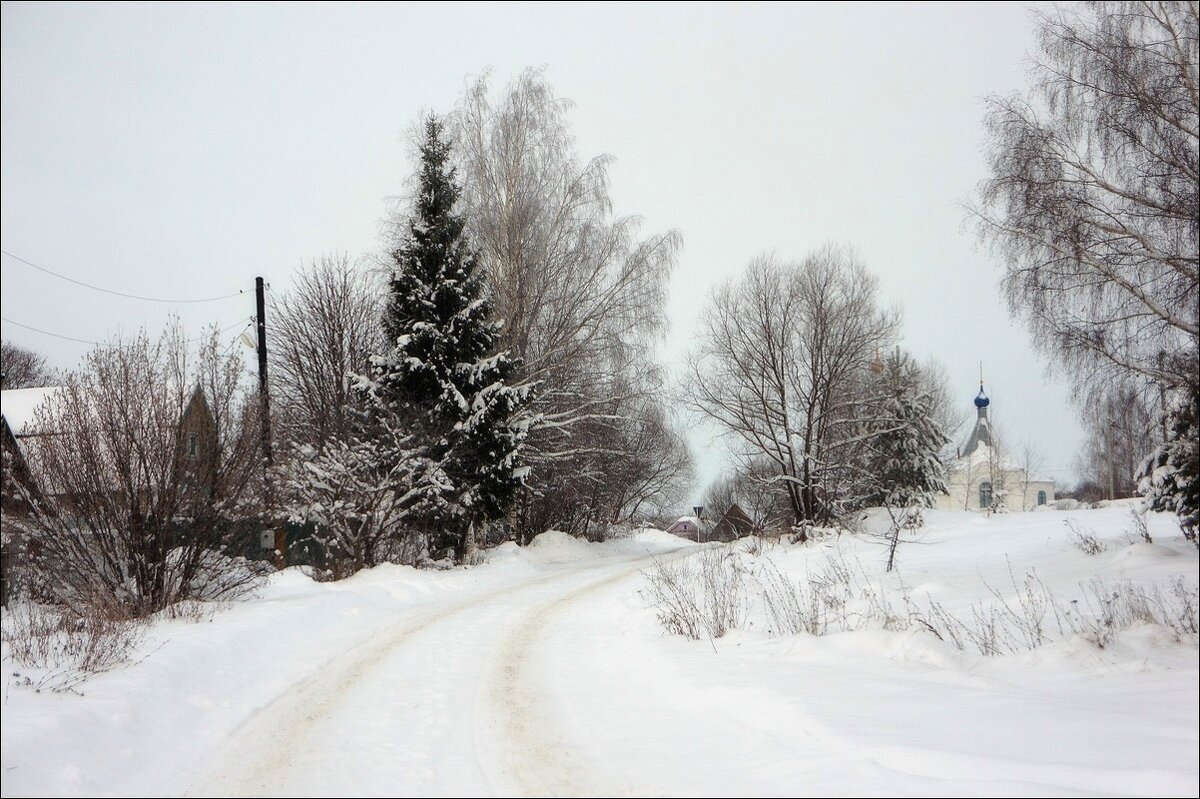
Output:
[
  {"xmin": 7, "ymin": 325, "xmax": 268, "ymax": 618},
  {"xmin": 1169, "ymin": 577, "xmax": 1199, "ymax": 635},
  {"xmin": 919, "ymin": 598, "xmax": 970, "ymax": 651},
  {"xmin": 1070, "ymin": 576, "xmax": 1199, "ymax": 647},
  {"xmin": 750, "ymin": 549, "xmax": 910, "ymax": 637},
  {"xmin": 1125, "ymin": 508, "xmax": 1154, "ymax": 545},
  {"xmin": 2, "ymin": 603, "xmax": 146, "ymax": 692},
  {"xmin": 1066, "ymin": 519, "xmax": 1107, "ymax": 555},
  {"xmin": 919, "ymin": 570, "xmax": 1198, "ymax": 655},
  {"xmin": 983, "ymin": 564, "xmax": 1054, "ymax": 649},
  {"xmin": 642, "ymin": 548, "xmax": 746, "ymax": 641},
  {"xmin": 156, "ymin": 599, "xmax": 216, "ymax": 623},
  {"xmin": 648, "ymin": 546, "xmax": 1198, "ymax": 656},
  {"xmin": 739, "ymin": 536, "xmax": 778, "ymax": 557},
  {"xmin": 756, "ymin": 557, "xmax": 829, "ymax": 636}
]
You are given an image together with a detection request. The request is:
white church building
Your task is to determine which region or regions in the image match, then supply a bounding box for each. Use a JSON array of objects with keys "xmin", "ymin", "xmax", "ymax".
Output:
[{"xmin": 936, "ymin": 384, "xmax": 1055, "ymax": 512}]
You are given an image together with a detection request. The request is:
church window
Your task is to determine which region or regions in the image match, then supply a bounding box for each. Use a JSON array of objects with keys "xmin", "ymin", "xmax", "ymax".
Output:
[
  {"xmin": 979, "ymin": 481, "xmax": 992, "ymax": 508},
  {"xmin": 1037, "ymin": 490, "xmax": 1046, "ymax": 506}
]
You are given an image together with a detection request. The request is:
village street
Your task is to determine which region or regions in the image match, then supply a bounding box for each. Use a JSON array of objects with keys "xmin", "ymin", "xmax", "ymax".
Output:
[{"xmin": 186, "ymin": 542, "xmax": 693, "ymax": 797}]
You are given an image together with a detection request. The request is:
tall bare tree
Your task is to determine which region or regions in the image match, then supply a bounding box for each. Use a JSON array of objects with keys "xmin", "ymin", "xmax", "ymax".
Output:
[
  {"xmin": 976, "ymin": 1, "xmax": 1198, "ymax": 531},
  {"xmin": 700, "ymin": 476, "xmax": 739, "ymax": 523},
  {"xmin": 1076, "ymin": 383, "xmax": 1159, "ymax": 499},
  {"xmin": 919, "ymin": 357, "xmax": 968, "ymax": 458},
  {"xmin": 444, "ymin": 69, "xmax": 680, "ymax": 537},
  {"xmin": 596, "ymin": 399, "xmax": 694, "ymax": 527},
  {"xmin": 975, "ymin": 1, "xmax": 1198, "ymax": 396},
  {"xmin": 732, "ymin": 457, "xmax": 795, "ymax": 532},
  {"xmin": 685, "ymin": 246, "xmax": 900, "ymax": 530},
  {"xmin": 269, "ymin": 254, "xmax": 383, "ymax": 450}
]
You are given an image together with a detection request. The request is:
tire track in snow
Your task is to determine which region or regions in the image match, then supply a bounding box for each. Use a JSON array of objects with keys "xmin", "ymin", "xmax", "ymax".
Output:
[
  {"xmin": 488, "ymin": 549, "xmax": 693, "ymax": 797},
  {"xmin": 186, "ymin": 557, "xmax": 636, "ymax": 797}
]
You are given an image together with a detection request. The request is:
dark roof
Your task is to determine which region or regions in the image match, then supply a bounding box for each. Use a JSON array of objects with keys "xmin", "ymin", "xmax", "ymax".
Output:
[{"xmin": 712, "ymin": 503, "xmax": 755, "ymax": 539}]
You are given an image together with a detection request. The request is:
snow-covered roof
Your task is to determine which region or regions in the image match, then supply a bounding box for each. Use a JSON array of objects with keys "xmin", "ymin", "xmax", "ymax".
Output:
[
  {"xmin": 668, "ymin": 516, "xmax": 700, "ymax": 529},
  {"xmin": 949, "ymin": 440, "xmax": 1054, "ymax": 482},
  {"xmin": 0, "ymin": 387, "xmax": 64, "ymax": 436},
  {"xmin": 954, "ymin": 439, "xmax": 1005, "ymax": 467}
]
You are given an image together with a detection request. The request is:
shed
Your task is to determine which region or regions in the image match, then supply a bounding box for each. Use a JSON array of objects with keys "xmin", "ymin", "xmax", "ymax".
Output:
[{"xmin": 711, "ymin": 503, "xmax": 755, "ymax": 542}]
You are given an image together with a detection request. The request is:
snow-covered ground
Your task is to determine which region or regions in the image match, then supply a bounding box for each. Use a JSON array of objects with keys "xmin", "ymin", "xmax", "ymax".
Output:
[{"xmin": 2, "ymin": 508, "xmax": 1197, "ymax": 797}]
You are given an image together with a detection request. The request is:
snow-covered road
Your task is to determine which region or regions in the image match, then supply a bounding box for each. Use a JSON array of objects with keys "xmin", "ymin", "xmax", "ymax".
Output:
[{"xmin": 187, "ymin": 545, "xmax": 688, "ymax": 797}]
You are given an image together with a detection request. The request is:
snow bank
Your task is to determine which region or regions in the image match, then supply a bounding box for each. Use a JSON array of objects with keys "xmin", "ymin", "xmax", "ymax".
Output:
[
  {"xmin": 630, "ymin": 527, "xmax": 697, "ymax": 548},
  {"xmin": 525, "ymin": 529, "xmax": 593, "ymax": 562}
]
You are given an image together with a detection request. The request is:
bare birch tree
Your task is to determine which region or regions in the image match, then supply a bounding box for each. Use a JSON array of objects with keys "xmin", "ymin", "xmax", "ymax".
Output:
[
  {"xmin": 444, "ymin": 69, "xmax": 680, "ymax": 537},
  {"xmin": 1075, "ymin": 383, "xmax": 1158, "ymax": 499},
  {"xmin": 975, "ymin": 1, "xmax": 1198, "ymax": 396},
  {"xmin": 976, "ymin": 1, "xmax": 1198, "ymax": 530}
]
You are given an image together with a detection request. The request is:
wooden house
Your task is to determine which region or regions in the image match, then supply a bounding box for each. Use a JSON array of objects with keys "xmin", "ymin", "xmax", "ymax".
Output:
[
  {"xmin": 710, "ymin": 503, "xmax": 755, "ymax": 542},
  {"xmin": 0, "ymin": 385, "xmax": 220, "ymax": 517}
]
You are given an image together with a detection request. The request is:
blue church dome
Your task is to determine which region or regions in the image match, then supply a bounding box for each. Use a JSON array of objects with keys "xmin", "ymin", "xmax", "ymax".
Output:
[{"xmin": 974, "ymin": 385, "xmax": 990, "ymax": 408}]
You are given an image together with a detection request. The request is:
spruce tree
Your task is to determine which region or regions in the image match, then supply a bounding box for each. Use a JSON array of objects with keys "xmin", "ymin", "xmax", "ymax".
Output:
[
  {"xmin": 1140, "ymin": 383, "xmax": 1199, "ymax": 546},
  {"xmin": 866, "ymin": 352, "xmax": 950, "ymax": 570},
  {"xmin": 364, "ymin": 115, "xmax": 528, "ymax": 559}
]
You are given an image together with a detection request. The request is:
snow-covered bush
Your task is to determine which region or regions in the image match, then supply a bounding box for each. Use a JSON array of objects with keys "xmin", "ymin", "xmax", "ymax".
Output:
[{"xmin": 279, "ymin": 440, "xmax": 427, "ymax": 579}]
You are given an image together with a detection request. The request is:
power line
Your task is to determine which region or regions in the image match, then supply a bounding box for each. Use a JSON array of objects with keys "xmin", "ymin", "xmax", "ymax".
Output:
[
  {"xmin": 219, "ymin": 317, "xmax": 254, "ymax": 334},
  {"xmin": 1, "ymin": 249, "xmax": 245, "ymax": 304},
  {"xmin": 2, "ymin": 315, "xmax": 254, "ymax": 348},
  {"xmin": 1, "ymin": 316, "xmax": 99, "ymax": 345}
]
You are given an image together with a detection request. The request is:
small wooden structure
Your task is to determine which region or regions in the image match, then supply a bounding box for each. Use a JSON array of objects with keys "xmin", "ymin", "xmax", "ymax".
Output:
[
  {"xmin": 666, "ymin": 516, "xmax": 700, "ymax": 540},
  {"xmin": 710, "ymin": 503, "xmax": 756, "ymax": 542}
]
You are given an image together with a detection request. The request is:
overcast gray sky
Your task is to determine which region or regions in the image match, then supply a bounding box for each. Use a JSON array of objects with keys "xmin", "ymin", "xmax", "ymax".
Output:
[{"xmin": 1, "ymin": 1, "xmax": 1081, "ymax": 491}]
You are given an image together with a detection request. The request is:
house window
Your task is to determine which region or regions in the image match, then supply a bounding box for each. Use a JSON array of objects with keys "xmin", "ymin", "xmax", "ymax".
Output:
[
  {"xmin": 1037, "ymin": 490, "xmax": 1047, "ymax": 506},
  {"xmin": 187, "ymin": 432, "xmax": 199, "ymax": 459},
  {"xmin": 979, "ymin": 481, "xmax": 992, "ymax": 508}
]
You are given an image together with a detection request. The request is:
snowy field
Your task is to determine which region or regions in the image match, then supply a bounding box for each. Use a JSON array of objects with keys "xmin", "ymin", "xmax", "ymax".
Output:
[{"xmin": 2, "ymin": 506, "xmax": 1197, "ymax": 797}]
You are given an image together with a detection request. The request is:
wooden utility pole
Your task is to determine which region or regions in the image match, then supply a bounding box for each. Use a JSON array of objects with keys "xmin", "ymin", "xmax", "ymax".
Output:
[
  {"xmin": 255, "ymin": 276, "xmax": 273, "ymax": 469},
  {"xmin": 254, "ymin": 277, "xmax": 283, "ymax": 564}
]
